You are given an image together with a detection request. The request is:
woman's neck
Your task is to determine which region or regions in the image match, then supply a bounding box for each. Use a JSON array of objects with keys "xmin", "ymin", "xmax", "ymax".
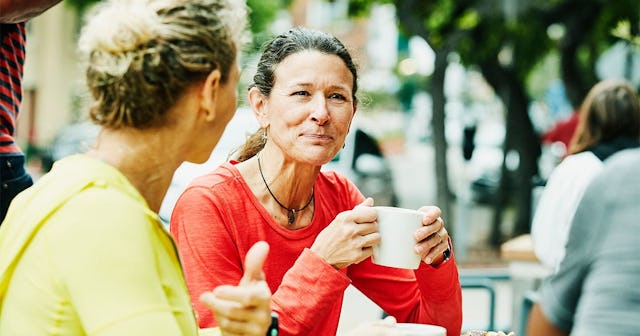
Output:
[
  {"xmin": 238, "ymin": 151, "xmax": 319, "ymax": 229},
  {"xmin": 86, "ymin": 128, "xmax": 182, "ymax": 213}
]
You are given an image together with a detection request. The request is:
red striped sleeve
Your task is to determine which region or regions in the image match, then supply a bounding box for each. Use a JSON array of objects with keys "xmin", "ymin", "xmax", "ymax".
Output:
[{"xmin": 0, "ymin": 22, "xmax": 26, "ymax": 153}]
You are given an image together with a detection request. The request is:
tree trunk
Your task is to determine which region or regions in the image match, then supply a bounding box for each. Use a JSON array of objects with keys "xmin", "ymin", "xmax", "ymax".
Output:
[
  {"xmin": 560, "ymin": 28, "xmax": 594, "ymax": 108},
  {"xmin": 430, "ymin": 50, "xmax": 453, "ymax": 236},
  {"xmin": 509, "ymin": 83, "xmax": 540, "ymax": 238},
  {"xmin": 393, "ymin": 0, "xmax": 454, "ymax": 238},
  {"xmin": 480, "ymin": 59, "xmax": 540, "ymax": 247},
  {"xmin": 558, "ymin": 2, "xmax": 603, "ymax": 107}
]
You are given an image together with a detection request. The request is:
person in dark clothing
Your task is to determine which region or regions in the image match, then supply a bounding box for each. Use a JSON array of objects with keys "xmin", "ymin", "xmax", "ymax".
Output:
[{"xmin": 0, "ymin": 0, "xmax": 63, "ymax": 223}]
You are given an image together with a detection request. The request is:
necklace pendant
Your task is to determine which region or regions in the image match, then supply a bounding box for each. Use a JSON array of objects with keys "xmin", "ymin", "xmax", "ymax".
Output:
[{"xmin": 288, "ymin": 210, "xmax": 295, "ymax": 224}]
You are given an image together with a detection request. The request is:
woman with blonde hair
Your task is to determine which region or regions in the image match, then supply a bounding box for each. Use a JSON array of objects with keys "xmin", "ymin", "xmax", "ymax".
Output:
[
  {"xmin": 0, "ymin": 1, "xmax": 272, "ymax": 335},
  {"xmin": 532, "ymin": 79, "xmax": 640, "ymax": 271}
]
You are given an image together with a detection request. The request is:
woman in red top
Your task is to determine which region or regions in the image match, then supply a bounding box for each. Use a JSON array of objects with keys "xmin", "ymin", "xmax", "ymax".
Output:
[{"xmin": 171, "ymin": 27, "xmax": 462, "ymax": 336}]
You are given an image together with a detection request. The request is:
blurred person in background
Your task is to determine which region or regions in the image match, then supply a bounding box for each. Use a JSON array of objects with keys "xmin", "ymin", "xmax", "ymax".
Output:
[
  {"xmin": 541, "ymin": 110, "xmax": 580, "ymax": 154},
  {"xmin": 531, "ymin": 79, "xmax": 640, "ymax": 271},
  {"xmin": 0, "ymin": 0, "xmax": 63, "ymax": 223},
  {"xmin": 540, "ymin": 79, "xmax": 578, "ymax": 152},
  {"xmin": 171, "ymin": 27, "xmax": 462, "ymax": 336},
  {"xmin": 527, "ymin": 147, "xmax": 640, "ymax": 336},
  {"xmin": 0, "ymin": 0, "xmax": 274, "ymax": 335}
]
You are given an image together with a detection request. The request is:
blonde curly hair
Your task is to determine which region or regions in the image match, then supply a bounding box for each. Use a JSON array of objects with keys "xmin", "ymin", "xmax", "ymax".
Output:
[{"xmin": 78, "ymin": 0, "xmax": 249, "ymax": 129}]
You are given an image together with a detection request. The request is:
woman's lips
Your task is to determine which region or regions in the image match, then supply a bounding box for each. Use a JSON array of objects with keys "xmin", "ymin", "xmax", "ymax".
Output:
[{"xmin": 300, "ymin": 132, "xmax": 333, "ymax": 142}]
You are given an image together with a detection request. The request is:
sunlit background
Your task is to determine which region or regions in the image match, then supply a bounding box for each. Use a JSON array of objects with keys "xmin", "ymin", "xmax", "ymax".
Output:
[{"xmin": 16, "ymin": 0, "xmax": 640, "ymax": 334}]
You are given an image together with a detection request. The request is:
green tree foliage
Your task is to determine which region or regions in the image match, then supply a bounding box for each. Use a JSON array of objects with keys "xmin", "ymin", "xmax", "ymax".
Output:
[
  {"xmin": 65, "ymin": 0, "xmax": 95, "ymax": 14},
  {"xmin": 245, "ymin": 0, "xmax": 286, "ymax": 49},
  {"xmin": 613, "ymin": 20, "xmax": 640, "ymax": 47}
]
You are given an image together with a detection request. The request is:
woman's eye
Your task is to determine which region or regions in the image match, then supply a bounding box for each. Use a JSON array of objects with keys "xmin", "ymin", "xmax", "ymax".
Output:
[
  {"xmin": 329, "ymin": 93, "xmax": 347, "ymax": 101},
  {"xmin": 292, "ymin": 91, "xmax": 309, "ymax": 96}
]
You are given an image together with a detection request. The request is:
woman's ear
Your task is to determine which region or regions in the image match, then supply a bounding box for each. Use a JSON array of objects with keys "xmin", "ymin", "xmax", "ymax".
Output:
[
  {"xmin": 200, "ymin": 69, "xmax": 222, "ymax": 121},
  {"xmin": 248, "ymin": 86, "xmax": 269, "ymax": 128}
]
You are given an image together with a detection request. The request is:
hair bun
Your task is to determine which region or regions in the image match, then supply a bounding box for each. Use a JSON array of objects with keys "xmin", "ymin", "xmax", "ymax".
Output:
[{"xmin": 79, "ymin": 0, "xmax": 161, "ymax": 56}]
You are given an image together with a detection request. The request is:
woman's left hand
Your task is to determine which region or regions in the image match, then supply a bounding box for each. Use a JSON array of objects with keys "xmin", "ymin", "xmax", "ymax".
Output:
[
  {"xmin": 413, "ymin": 206, "xmax": 450, "ymax": 265},
  {"xmin": 200, "ymin": 242, "xmax": 272, "ymax": 336}
]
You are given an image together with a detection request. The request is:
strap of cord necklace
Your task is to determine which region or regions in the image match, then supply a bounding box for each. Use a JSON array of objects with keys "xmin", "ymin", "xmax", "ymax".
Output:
[{"xmin": 257, "ymin": 155, "xmax": 314, "ymax": 224}]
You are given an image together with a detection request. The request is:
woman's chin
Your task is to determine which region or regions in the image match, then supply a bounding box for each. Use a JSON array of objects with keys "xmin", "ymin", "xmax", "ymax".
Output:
[
  {"xmin": 300, "ymin": 146, "xmax": 339, "ymax": 163},
  {"xmin": 185, "ymin": 151, "xmax": 212, "ymax": 165}
]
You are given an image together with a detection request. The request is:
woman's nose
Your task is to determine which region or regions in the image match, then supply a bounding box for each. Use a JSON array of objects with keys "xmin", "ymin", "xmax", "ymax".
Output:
[{"xmin": 310, "ymin": 95, "xmax": 329, "ymax": 125}]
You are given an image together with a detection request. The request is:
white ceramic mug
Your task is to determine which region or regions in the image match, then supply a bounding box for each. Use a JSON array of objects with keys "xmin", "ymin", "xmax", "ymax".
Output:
[
  {"xmin": 372, "ymin": 206, "xmax": 423, "ymax": 269},
  {"xmin": 395, "ymin": 323, "xmax": 446, "ymax": 336}
]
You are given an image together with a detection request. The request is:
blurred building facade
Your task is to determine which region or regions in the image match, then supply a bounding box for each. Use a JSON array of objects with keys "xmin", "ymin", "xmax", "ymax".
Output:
[{"xmin": 19, "ymin": 4, "xmax": 81, "ymax": 155}]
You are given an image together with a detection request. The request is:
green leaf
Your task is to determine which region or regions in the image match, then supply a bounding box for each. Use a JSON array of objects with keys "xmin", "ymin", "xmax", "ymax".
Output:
[
  {"xmin": 456, "ymin": 9, "xmax": 479, "ymax": 30},
  {"xmin": 611, "ymin": 20, "xmax": 632, "ymax": 40}
]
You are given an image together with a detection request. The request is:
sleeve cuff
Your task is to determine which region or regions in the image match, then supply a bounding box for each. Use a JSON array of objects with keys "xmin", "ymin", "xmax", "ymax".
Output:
[
  {"xmin": 414, "ymin": 242, "xmax": 460, "ymax": 302},
  {"xmin": 428, "ymin": 237, "xmax": 453, "ymax": 269},
  {"xmin": 300, "ymin": 248, "xmax": 351, "ymax": 283},
  {"xmin": 271, "ymin": 248, "xmax": 351, "ymax": 331}
]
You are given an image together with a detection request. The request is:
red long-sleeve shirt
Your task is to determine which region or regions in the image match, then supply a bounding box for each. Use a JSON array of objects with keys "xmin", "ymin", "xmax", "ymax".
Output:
[{"xmin": 171, "ymin": 162, "xmax": 462, "ymax": 336}]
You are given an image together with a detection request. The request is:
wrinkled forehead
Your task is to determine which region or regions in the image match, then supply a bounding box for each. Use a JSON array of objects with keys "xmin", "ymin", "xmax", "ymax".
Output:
[{"xmin": 272, "ymin": 50, "xmax": 354, "ymax": 90}]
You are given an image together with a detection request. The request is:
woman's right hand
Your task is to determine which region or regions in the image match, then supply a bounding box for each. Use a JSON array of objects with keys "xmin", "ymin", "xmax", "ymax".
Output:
[
  {"xmin": 310, "ymin": 198, "xmax": 380, "ymax": 269},
  {"xmin": 200, "ymin": 241, "xmax": 272, "ymax": 336}
]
